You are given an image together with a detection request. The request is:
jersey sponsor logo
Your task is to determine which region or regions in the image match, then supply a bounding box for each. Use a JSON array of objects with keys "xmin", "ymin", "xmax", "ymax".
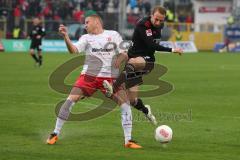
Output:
[
  {"xmin": 143, "ymin": 56, "xmax": 151, "ymax": 59},
  {"xmin": 146, "ymin": 29, "xmax": 152, "ymax": 36},
  {"xmin": 107, "ymin": 37, "xmax": 112, "ymax": 41},
  {"xmin": 92, "ymin": 48, "xmax": 114, "ymax": 52}
]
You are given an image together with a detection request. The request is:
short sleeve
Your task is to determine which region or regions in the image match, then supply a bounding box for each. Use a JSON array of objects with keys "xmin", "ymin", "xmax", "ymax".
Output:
[
  {"xmin": 73, "ymin": 35, "xmax": 88, "ymax": 53},
  {"xmin": 114, "ymin": 32, "xmax": 127, "ymax": 54}
]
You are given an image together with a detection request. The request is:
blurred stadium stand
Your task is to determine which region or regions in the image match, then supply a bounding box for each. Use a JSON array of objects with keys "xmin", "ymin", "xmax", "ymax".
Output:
[{"xmin": 0, "ymin": 0, "xmax": 240, "ymax": 51}]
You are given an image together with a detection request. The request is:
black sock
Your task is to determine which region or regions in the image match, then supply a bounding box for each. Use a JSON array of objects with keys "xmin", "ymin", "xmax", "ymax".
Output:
[
  {"xmin": 132, "ymin": 98, "xmax": 148, "ymax": 114},
  {"xmin": 38, "ymin": 55, "xmax": 42, "ymax": 65},
  {"xmin": 113, "ymin": 64, "xmax": 135, "ymax": 92},
  {"xmin": 31, "ymin": 54, "xmax": 39, "ymax": 63}
]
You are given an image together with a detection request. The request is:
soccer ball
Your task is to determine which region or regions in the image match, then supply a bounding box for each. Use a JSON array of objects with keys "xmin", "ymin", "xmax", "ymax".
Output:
[{"xmin": 155, "ymin": 125, "xmax": 173, "ymax": 143}]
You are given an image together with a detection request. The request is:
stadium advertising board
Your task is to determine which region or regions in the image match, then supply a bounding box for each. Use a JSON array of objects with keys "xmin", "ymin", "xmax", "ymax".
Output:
[
  {"xmin": 174, "ymin": 41, "xmax": 198, "ymax": 53},
  {"xmin": 2, "ymin": 40, "xmax": 30, "ymax": 52},
  {"xmin": 225, "ymin": 26, "xmax": 240, "ymax": 40},
  {"xmin": 2, "ymin": 39, "xmax": 198, "ymax": 53},
  {"xmin": 159, "ymin": 41, "xmax": 174, "ymax": 49},
  {"xmin": 1, "ymin": 40, "xmax": 71, "ymax": 52},
  {"xmin": 214, "ymin": 42, "xmax": 240, "ymax": 52},
  {"xmin": 42, "ymin": 40, "xmax": 68, "ymax": 52}
]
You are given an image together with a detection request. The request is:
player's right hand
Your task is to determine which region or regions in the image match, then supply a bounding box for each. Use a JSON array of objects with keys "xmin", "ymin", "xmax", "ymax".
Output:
[
  {"xmin": 58, "ymin": 24, "xmax": 68, "ymax": 37},
  {"xmin": 172, "ymin": 48, "xmax": 183, "ymax": 56}
]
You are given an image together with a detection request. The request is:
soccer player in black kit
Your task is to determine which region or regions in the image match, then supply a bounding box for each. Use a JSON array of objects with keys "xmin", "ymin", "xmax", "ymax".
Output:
[
  {"xmin": 29, "ymin": 17, "xmax": 46, "ymax": 67},
  {"xmin": 103, "ymin": 6, "xmax": 183, "ymax": 125}
]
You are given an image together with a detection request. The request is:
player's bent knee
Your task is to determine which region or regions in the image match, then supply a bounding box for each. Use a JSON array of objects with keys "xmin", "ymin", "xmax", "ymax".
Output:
[
  {"xmin": 112, "ymin": 90, "xmax": 129, "ymax": 105},
  {"xmin": 128, "ymin": 57, "xmax": 145, "ymax": 69},
  {"xmin": 128, "ymin": 58, "xmax": 138, "ymax": 67},
  {"xmin": 130, "ymin": 98, "xmax": 137, "ymax": 106},
  {"xmin": 112, "ymin": 95, "xmax": 126, "ymax": 106},
  {"xmin": 68, "ymin": 87, "xmax": 84, "ymax": 102},
  {"xmin": 67, "ymin": 94, "xmax": 82, "ymax": 103}
]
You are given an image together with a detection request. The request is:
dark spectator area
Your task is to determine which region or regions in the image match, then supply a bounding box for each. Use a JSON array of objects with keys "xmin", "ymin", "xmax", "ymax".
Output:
[{"xmin": 0, "ymin": 0, "xmax": 194, "ymax": 39}]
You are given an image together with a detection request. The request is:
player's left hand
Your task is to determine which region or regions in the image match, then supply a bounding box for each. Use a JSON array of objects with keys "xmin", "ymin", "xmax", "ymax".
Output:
[{"xmin": 172, "ymin": 48, "xmax": 183, "ymax": 56}]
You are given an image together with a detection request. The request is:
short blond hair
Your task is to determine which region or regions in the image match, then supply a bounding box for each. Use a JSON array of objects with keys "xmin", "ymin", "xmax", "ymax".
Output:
[
  {"xmin": 152, "ymin": 6, "xmax": 166, "ymax": 15},
  {"xmin": 87, "ymin": 14, "xmax": 103, "ymax": 27}
]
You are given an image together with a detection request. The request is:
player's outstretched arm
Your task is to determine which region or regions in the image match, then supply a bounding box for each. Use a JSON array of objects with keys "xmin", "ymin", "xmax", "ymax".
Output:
[
  {"xmin": 138, "ymin": 24, "xmax": 183, "ymax": 55},
  {"xmin": 138, "ymin": 25, "xmax": 172, "ymax": 52},
  {"xmin": 59, "ymin": 24, "xmax": 78, "ymax": 54}
]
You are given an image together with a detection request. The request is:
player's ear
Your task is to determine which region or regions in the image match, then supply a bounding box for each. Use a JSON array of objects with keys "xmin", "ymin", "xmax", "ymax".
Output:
[
  {"xmin": 160, "ymin": 16, "xmax": 166, "ymax": 29},
  {"xmin": 160, "ymin": 22, "xmax": 164, "ymax": 29}
]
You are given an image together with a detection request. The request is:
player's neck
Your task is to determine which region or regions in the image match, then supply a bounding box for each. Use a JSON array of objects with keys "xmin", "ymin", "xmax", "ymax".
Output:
[{"xmin": 92, "ymin": 28, "xmax": 104, "ymax": 35}]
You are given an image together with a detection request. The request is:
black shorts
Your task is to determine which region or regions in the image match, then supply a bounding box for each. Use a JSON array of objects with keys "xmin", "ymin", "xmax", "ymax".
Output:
[
  {"xmin": 30, "ymin": 41, "xmax": 42, "ymax": 51},
  {"xmin": 125, "ymin": 56, "xmax": 155, "ymax": 89},
  {"xmin": 141, "ymin": 56, "xmax": 155, "ymax": 73}
]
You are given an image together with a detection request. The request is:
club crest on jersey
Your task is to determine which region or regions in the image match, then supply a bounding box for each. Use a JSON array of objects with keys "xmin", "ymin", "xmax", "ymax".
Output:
[
  {"xmin": 107, "ymin": 37, "xmax": 112, "ymax": 41},
  {"xmin": 146, "ymin": 29, "xmax": 152, "ymax": 36}
]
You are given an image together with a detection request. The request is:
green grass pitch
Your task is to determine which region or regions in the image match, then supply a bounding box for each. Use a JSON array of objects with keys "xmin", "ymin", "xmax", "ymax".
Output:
[{"xmin": 0, "ymin": 52, "xmax": 240, "ymax": 160}]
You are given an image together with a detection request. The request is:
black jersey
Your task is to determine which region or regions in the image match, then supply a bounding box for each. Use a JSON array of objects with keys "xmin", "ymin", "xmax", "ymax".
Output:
[
  {"xmin": 29, "ymin": 25, "xmax": 46, "ymax": 44},
  {"xmin": 128, "ymin": 16, "xmax": 172, "ymax": 61}
]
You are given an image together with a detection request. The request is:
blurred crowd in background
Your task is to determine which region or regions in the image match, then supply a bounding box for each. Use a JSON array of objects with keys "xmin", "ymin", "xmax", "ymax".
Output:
[
  {"xmin": 0, "ymin": 0, "xmax": 153, "ymax": 25},
  {"xmin": 0, "ymin": 0, "xmax": 194, "ymax": 39}
]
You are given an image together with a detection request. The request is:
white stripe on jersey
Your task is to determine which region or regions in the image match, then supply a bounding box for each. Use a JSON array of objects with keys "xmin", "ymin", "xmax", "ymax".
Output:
[{"xmin": 73, "ymin": 30, "xmax": 125, "ymax": 78}]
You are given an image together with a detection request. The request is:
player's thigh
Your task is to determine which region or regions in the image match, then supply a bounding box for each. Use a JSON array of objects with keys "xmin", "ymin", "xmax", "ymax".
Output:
[
  {"xmin": 68, "ymin": 87, "xmax": 85, "ymax": 102},
  {"xmin": 29, "ymin": 49, "xmax": 35, "ymax": 55},
  {"xmin": 128, "ymin": 57, "xmax": 146, "ymax": 70},
  {"xmin": 37, "ymin": 45, "xmax": 42, "ymax": 54},
  {"xmin": 127, "ymin": 85, "xmax": 139, "ymax": 103},
  {"xmin": 74, "ymin": 74, "xmax": 97, "ymax": 97}
]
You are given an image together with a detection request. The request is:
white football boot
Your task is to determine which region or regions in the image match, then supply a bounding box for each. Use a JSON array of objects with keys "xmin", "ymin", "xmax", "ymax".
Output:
[{"xmin": 145, "ymin": 105, "xmax": 157, "ymax": 126}]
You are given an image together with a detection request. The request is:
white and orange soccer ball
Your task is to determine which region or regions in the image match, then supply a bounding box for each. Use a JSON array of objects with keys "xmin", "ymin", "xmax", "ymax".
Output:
[{"xmin": 155, "ymin": 125, "xmax": 173, "ymax": 143}]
